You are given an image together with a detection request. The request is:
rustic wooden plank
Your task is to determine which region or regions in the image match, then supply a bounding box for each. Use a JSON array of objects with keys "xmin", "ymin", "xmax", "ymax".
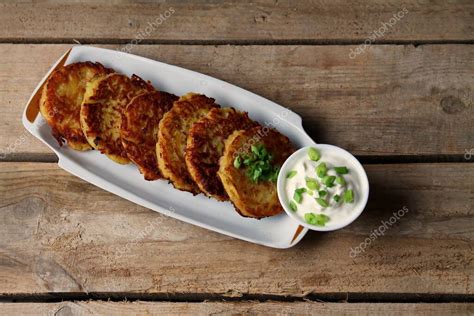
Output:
[
  {"xmin": 0, "ymin": 301, "xmax": 473, "ymax": 315},
  {"xmin": 1, "ymin": 44, "xmax": 472, "ymax": 161},
  {"xmin": 0, "ymin": 162, "xmax": 471, "ymax": 295},
  {"xmin": 0, "ymin": 0, "xmax": 472, "ymax": 42}
]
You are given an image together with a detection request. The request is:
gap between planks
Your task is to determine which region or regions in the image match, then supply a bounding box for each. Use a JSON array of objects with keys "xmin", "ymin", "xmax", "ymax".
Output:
[
  {"xmin": 0, "ymin": 154, "xmax": 471, "ymax": 164},
  {"xmin": 1, "ymin": 292, "xmax": 473, "ymax": 304},
  {"xmin": 1, "ymin": 39, "xmax": 474, "ymax": 46}
]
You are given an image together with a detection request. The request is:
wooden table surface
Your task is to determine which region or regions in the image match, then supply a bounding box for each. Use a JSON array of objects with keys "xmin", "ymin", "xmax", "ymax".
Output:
[{"xmin": 0, "ymin": 1, "xmax": 473, "ymax": 315}]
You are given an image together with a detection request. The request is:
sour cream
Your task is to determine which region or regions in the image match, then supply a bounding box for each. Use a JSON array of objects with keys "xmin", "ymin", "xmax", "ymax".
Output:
[{"xmin": 277, "ymin": 145, "xmax": 369, "ymax": 231}]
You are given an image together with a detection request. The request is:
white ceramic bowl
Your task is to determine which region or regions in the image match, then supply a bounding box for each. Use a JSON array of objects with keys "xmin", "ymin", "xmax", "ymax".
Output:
[{"xmin": 277, "ymin": 144, "xmax": 369, "ymax": 231}]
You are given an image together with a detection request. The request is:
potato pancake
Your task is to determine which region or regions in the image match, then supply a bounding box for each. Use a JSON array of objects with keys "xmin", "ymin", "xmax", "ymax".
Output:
[
  {"xmin": 185, "ymin": 108, "xmax": 258, "ymax": 201},
  {"xmin": 218, "ymin": 126, "xmax": 295, "ymax": 218},
  {"xmin": 121, "ymin": 91, "xmax": 178, "ymax": 180},
  {"xmin": 80, "ymin": 73, "xmax": 155, "ymax": 164},
  {"xmin": 40, "ymin": 62, "xmax": 113, "ymax": 150}
]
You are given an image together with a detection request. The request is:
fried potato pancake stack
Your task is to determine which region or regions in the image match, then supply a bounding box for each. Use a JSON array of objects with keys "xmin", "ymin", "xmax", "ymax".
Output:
[{"xmin": 40, "ymin": 61, "xmax": 294, "ymax": 219}]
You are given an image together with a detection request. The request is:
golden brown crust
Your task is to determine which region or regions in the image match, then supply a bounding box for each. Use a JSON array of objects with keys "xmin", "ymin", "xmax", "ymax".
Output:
[
  {"xmin": 185, "ymin": 108, "xmax": 258, "ymax": 201},
  {"xmin": 157, "ymin": 93, "xmax": 219, "ymax": 193},
  {"xmin": 120, "ymin": 91, "xmax": 178, "ymax": 180},
  {"xmin": 39, "ymin": 62, "xmax": 113, "ymax": 150},
  {"xmin": 218, "ymin": 126, "xmax": 295, "ymax": 218},
  {"xmin": 80, "ymin": 73, "xmax": 155, "ymax": 164}
]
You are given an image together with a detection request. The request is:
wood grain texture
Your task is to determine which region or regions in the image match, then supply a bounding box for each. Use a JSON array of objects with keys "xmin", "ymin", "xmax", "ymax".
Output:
[
  {"xmin": 1, "ymin": 44, "xmax": 472, "ymax": 161},
  {"xmin": 0, "ymin": 162, "xmax": 472, "ymax": 295},
  {"xmin": 0, "ymin": 0, "xmax": 472, "ymax": 42},
  {"xmin": 0, "ymin": 301, "xmax": 473, "ymax": 315}
]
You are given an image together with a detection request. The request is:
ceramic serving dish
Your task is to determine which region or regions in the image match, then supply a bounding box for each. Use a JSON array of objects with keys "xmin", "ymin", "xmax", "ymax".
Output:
[{"xmin": 23, "ymin": 46, "xmax": 315, "ymax": 248}]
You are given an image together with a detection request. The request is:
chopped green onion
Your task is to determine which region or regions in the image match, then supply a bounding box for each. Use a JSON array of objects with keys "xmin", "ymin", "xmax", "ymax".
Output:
[
  {"xmin": 269, "ymin": 167, "xmax": 279, "ymax": 182},
  {"xmin": 322, "ymin": 175, "xmax": 336, "ymax": 187},
  {"xmin": 316, "ymin": 162, "xmax": 327, "ymax": 178},
  {"xmin": 259, "ymin": 147, "xmax": 268, "ymax": 159},
  {"xmin": 233, "ymin": 156, "xmax": 242, "ymax": 169},
  {"xmin": 289, "ymin": 201, "xmax": 297, "ymax": 212},
  {"xmin": 307, "ymin": 190, "xmax": 314, "ymax": 196},
  {"xmin": 242, "ymin": 144, "xmax": 280, "ymax": 183},
  {"xmin": 304, "ymin": 213, "xmax": 330, "ymax": 226},
  {"xmin": 293, "ymin": 192, "xmax": 302, "ymax": 204},
  {"xmin": 251, "ymin": 145, "xmax": 260, "ymax": 156},
  {"xmin": 335, "ymin": 175, "xmax": 345, "ymax": 185},
  {"xmin": 296, "ymin": 188, "xmax": 307, "ymax": 194},
  {"xmin": 333, "ymin": 194, "xmax": 341, "ymax": 203},
  {"xmin": 305, "ymin": 177, "xmax": 320, "ymax": 190},
  {"xmin": 316, "ymin": 198, "xmax": 329, "ymax": 208},
  {"xmin": 293, "ymin": 188, "xmax": 306, "ymax": 204},
  {"xmin": 243, "ymin": 157, "xmax": 254, "ymax": 165},
  {"xmin": 251, "ymin": 168, "xmax": 262, "ymax": 182},
  {"xmin": 308, "ymin": 147, "xmax": 321, "ymax": 161},
  {"xmin": 344, "ymin": 189, "xmax": 354, "ymax": 203},
  {"xmin": 318, "ymin": 190, "xmax": 327, "ymax": 197},
  {"xmin": 334, "ymin": 166, "xmax": 349, "ymax": 174},
  {"xmin": 286, "ymin": 170, "xmax": 297, "ymax": 179},
  {"xmin": 317, "ymin": 214, "xmax": 330, "ymax": 225},
  {"xmin": 304, "ymin": 213, "xmax": 317, "ymax": 225}
]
